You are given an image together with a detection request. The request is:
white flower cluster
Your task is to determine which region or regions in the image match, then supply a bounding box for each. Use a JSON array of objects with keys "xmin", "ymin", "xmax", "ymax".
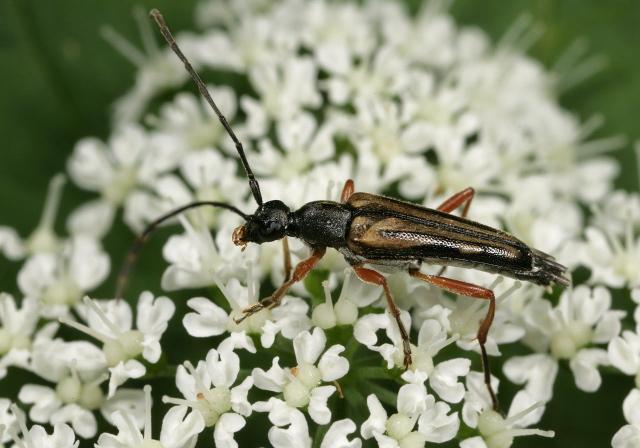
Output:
[{"xmin": 0, "ymin": 0, "xmax": 637, "ymax": 447}]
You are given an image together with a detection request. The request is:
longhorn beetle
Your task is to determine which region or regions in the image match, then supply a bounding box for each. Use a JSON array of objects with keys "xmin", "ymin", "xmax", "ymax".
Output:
[{"xmin": 118, "ymin": 9, "xmax": 571, "ymax": 412}]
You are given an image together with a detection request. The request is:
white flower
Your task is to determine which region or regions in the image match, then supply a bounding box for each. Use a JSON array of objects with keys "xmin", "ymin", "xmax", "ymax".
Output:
[
  {"xmin": 504, "ymin": 183, "xmax": 582, "ymax": 253},
  {"xmin": 133, "ymin": 151, "xmax": 247, "ymax": 238},
  {"xmin": 67, "ymin": 124, "xmax": 185, "ymax": 233},
  {"xmin": 410, "ymin": 320, "xmax": 471, "ymax": 403},
  {"xmin": 66, "ymin": 199, "xmax": 116, "ymax": 239},
  {"xmin": 161, "ymin": 217, "xmax": 257, "ymax": 292},
  {"xmin": 461, "ymin": 372, "xmax": 554, "ymax": 448},
  {"xmin": 68, "ymin": 125, "xmax": 151, "ymax": 203},
  {"xmin": 19, "ymin": 382, "xmax": 142, "ymax": 440},
  {"xmin": 17, "ymin": 235, "xmax": 110, "ymax": 313},
  {"xmin": 6, "ymin": 404, "xmax": 79, "ymax": 448},
  {"xmin": 251, "ymin": 112, "xmax": 335, "ymax": 182},
  {"xmin": 504, "ymin": 286, "xmax": 624, "ymax": 400},
  {"xmin": 501, "ymin": 353, "xmax": 558, "ymax": 405},
  {"xmin": 60, "ymin": 294, "xmax": 175, "ymax": 397},
  {"xmin": 608, "ymin": 326, "xmax": 640, "ymax": 389},
  {"xmin": 361, "ymin": 381, "xmax": 459, "ymax": 446},
  {"xmin": 18, "ymin": 324, "xmax": 142, "ymax": 439},
  {"xmin": 0, "ymin": 294, "xmax": 39, "ymax": 378},
  {"xmin": 181, "ymin": 296, "xmax": 230, "ymax": 339},
  {"xmin": 241, "ymin": 56, "xmax": 322, "ymax": 137},
  {"xmin": 213, "ymin": 413, "xmax": 247, "ymax": 448},
  {"xmin": 268, "ymin": 409, "xmax": 312, "ymax": 448},
  {"xmin": 252, "ymin": 327, "xmax": 348, "ymax": 425},
  {"xmin": 592, "ymin": 189, "xmax": 640, "ymax": 236},
  {"xmin": 163, "ymin": 343, "xmax": 253, "ymax": 447},
  {"xmin": 321, "ymin": 418, "xmax": 362, "ymax": 448},
  {"xmin": 194, "ymin": 2, "xmax": 295, "ymax": 70},
  {"xmin": 1, "ymin": 174, "xmax": 66, "ymax": 258},
  {"xmin": 181, "ymin": 261, "xmax": 311, "ymax": 349},
  {"xmin": 579, "ymin": 218, "xmax": 640, "ymax": 288},
  {"xmin": 353, "ymin": 309, "xmax": 407, "ymax": 361},
  {"xmin": 150, "ymin": 87, "xmax": 238, "ymax": 151},
  {"xmin": 29, "ymin": 326, "xmax": 107, "ymax": 383},
  {"xmin": 0, "ymin": 226, "xmax": 26, "ymax": 260},
  {"xmin": 349, "ymin": 95, "xmax": 428, "ymax": 165},
  {"xmin": 102, "ymin": 9, "xmax": 188, "ymax": 125},
  {"xmin": 612, "ymin": 388, "xmax": 640, "ymax": 448},
  {"xmin": 0, "ymin": 399, "xmax": 18, "ymax": 444},
  {"xmin": 354, "ymin": 310, "xmax": 470, "ymax": 403},
  {"xmin": 174, "ymin": 147, "xmax": 247, "ymax": 218},
  {"xmin": 96, "ymin": 385, "xmax": 204, "ymax": 448}
]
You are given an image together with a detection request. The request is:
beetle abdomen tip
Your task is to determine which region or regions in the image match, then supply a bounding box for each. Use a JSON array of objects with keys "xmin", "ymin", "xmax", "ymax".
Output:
[{"xmin": 521, "ymin": 249, "xmax": 570, "ymax": 287}]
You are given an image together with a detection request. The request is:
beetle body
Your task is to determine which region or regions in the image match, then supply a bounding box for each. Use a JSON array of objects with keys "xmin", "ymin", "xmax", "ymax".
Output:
[{"xmin": 234, "ymin": 193, "xmax": 569, "ymax": 289}]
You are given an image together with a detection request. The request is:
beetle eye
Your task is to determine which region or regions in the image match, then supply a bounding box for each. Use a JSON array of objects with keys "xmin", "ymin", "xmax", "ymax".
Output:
[{"xmin": 264, "ymin": 221, "xmax": 280, "ymax": 234}]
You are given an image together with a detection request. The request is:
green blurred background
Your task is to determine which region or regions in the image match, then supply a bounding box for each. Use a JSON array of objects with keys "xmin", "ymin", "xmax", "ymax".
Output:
[{"xmin": 0, "ymin": 0, "xmax": 638, "ymax": 446}]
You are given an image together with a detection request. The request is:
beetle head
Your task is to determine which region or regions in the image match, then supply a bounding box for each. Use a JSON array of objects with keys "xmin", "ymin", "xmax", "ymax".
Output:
[{"xmin": 233, "ymin": 200, "xmax": 290, "ymax": 249}]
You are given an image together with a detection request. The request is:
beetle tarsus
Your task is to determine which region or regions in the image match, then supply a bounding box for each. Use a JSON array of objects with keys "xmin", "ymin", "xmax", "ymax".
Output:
[
  {"xmin": 236, "ymin": 246, "xmax": 327, "ymax": 324},
  {"xmin": 479, "ymin": 342, "xmax": 502, "ymax": 414},
  {"xmin": 234, "ymin": 303, "xmax": 265, "ymax": 324}
]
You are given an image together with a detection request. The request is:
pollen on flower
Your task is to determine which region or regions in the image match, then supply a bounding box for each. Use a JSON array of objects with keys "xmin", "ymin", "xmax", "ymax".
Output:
[{"xmin": 194, "ymin": 386, "xmax": 232, "ymax": 426}]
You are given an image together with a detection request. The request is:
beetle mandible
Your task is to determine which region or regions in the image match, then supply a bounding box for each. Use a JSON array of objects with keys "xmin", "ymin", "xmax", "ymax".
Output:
[{"xmin": 118, "ymin": 9, "xmax": 571, "ymax": 412}]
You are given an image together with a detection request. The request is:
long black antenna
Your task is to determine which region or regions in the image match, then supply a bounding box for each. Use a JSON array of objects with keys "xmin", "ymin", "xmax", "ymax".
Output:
[
  {"xmin": 116, "ymin": 201, "xmax": 250, "ymax": 300},
  {"xmin": 149, "ymin": 9, "xmax": 263, "ymax": 206}
]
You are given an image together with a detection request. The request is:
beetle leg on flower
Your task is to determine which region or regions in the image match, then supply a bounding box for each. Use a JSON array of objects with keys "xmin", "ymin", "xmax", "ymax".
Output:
[
  {"xmin": 352, "ymin": 264, "xmax": 413, "ymax": 368},
  {"xmin": 408, "ymin": 269, "xmax": 500, "ymax": 412},
  {"xmin": 237, "ymin": 246, "xmax": 327, "ymax": 323}
]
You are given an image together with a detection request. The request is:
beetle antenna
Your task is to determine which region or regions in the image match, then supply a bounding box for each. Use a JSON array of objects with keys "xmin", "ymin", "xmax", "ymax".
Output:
[
  {"xmin": 149, "ymin": 9, "xmax": 263, "ymax": 206},
  {"xmin": 116, "ymin": 201, "xmax": 250, "ymax": 300}
]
